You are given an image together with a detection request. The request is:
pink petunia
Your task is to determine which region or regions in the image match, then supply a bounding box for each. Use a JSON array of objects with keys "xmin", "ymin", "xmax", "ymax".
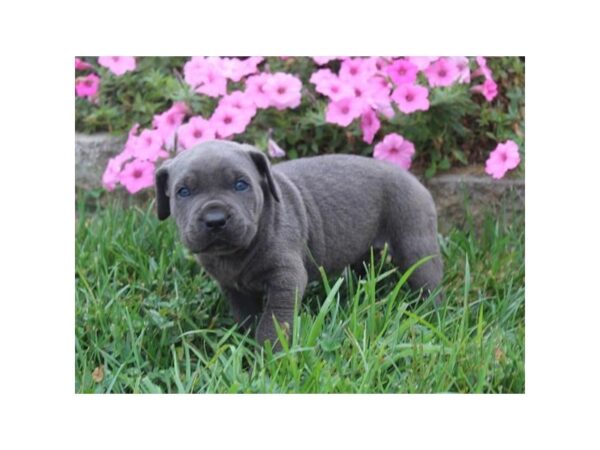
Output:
[
  {"xmin": 424, "ymin": 57, "xmax": 459, "ymax": 87},
  {"xmin": 184, "ymin": 57, "xmax": 228, "ymax": 98},
  {"xmin": 407, "ymin": 56, "xmax": 438, "ymax": 71},
  {"xmin": 346, "ymin": 75, "xmax": 391, "ymax": 113},
  {"xmin": 391, "ymin": 84, "xmax": 430, "ymax": 114},
  {"xmin": 472, "ymin": 79, "xmax": 498, "ymax": 101},
  {"xmin": 373, "ymin": 57, "xmax": 392, "ymax": 74},
  {"xmin": 98, "ymin": 56, "xmax": 136, "ymax": 76},
  {"xmin": 360, "ymin": 109, "xmax": 381, "ymax": 144},
  {"xmin": 217, "ymin": 57, "xmax": 263, "ymax": 82},
  {"xmin": 325, "ymin": 97, "xmax": 363, "ymax": 127},
  {"xmin": 219, "ymin": 90, "xmax": 257, "ymax": 121},
  {"xmin": 75, "ymin": 57, "xmax": 93, "ymax": 71},
  {"xmin": 449, "ymin": 57, "xmax": 471, "ymax": 84},
  {"xmin": 75, "ymin": 73, "xmax": 100, "ymax": 98},
  {"xmin": 310, "ymin": 70, "xmax": 354, "ymax": 101},
  {"xmin": 473, "ymin": 56, "xmax": 493, "ymax": 80},
  {"xmin": 245, "ymin": 73, "xmax": 272, "ymax": 108},
  {"xmin": 211, "ymin": 104, "xmax": 252, "ymax": 138},
  {"xmin": 177, "ymin": 116, "xmax": 216, "ymax": 150},
  {"xmin": 339, "ymin": 57, "xmax": 378, "ymax": 82},
  {"xmin": 267, "ymin": 138, "xmax": 286, "ymax": 158},
  {"xmin": 310, "ymin": 68, "xmax": 336, "ymax": 86},
  {"xmin": 132, "ymin": 129, "xmax": 168, "ymax": 162},
  {"xmin": 313, "ymin": 57, "xmax": 339, "ymax": 65},
  {"xmin": 263, "ymin": 72, "xmax": 303, "ymax": 110},
  {"xmin": 485, "ymin": 140, "xmax": 520, "ymax": 179},
  {"xmin": 152, "ymin": 102, "xmax": 188, "ymax": 146},
  {"xmin": 386, "ymin": 58, "xmax": 418, "ymax": 86},
  {"xmin": 373, "ymin": 133, "xmax": 415, "ymax": 170},
  {"xmin": 119, "ymin": 159, "xmax": 156, "ymax": 194},
  {"xmin": 102, "ymin": 152, "xmax": 131, "ymax": 191}
]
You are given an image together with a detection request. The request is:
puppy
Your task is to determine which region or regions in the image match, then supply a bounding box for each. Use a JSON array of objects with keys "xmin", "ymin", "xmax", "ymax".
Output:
[{"xmin": 155, "ymin": 140, "xmax": 443, "ymax": 345}]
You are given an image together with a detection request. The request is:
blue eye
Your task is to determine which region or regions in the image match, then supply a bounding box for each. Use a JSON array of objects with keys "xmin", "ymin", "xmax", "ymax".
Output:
[
  {"xmin": 234, "ymin": 180, "xmax": 249, "ymax": 192},
  {"xmin": 177, "ymin": 187, "xmax": 191, "ymax": 198}
]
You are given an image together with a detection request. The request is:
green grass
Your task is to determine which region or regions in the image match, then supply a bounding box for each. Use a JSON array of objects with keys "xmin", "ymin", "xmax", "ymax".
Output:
[{"xmin": 75, "ymin": 194, "xmax": 524, "ymax": 393}]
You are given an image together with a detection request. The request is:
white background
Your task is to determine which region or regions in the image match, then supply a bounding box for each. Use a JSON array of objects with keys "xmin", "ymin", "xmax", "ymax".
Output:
[{"xmin": 0, "ymin": 0, "xmax": 599, "ymax": 448}]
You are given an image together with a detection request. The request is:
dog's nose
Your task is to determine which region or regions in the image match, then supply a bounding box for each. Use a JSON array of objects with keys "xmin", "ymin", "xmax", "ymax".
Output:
[{"xmin": 201, "ymin": 209, "xmax": 229, "ymax": 230}]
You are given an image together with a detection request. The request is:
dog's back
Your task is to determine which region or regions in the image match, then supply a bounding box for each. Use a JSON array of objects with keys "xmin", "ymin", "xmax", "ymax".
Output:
[{"xmin": 272, "ymin": 154, "xmax": 440, "ymax": 282}]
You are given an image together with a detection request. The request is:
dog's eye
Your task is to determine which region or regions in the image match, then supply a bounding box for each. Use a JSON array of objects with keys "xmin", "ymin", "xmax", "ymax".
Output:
[
  {"xmin": 177, "ymin": 186, "xmax": 191, "ymax": 198},
  {"xmin": 234, "ymin": 180, "xmax": 249, "ymax": 192}
]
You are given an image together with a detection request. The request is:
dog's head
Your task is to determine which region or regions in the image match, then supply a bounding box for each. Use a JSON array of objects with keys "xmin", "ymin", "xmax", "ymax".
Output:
[{"xmin": 155, "ymin": 140, "xmax": 280, "ymax": 255}]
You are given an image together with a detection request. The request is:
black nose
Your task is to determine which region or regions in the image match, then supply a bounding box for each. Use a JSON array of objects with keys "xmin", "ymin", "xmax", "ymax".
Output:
[{"xmin": 201, "ymin": 209, "xmax": 228, "ymax": 230}]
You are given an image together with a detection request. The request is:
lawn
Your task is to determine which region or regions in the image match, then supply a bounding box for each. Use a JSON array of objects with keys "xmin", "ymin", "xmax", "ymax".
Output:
[{"xmin": 75, "ymin": 193, "xmax": 524, "ymax": 393}]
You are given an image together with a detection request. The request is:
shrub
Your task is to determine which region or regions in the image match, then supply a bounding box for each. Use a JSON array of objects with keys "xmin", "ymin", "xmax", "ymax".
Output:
[{"xmin": 74, "ymin": 56, "xmax": 525, "ymax": 194}]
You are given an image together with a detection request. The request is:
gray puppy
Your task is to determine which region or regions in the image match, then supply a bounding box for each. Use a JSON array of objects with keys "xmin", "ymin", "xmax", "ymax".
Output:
[{"xmin": 155, "ymin": 140, "xmax": 443, "ymax": 345}]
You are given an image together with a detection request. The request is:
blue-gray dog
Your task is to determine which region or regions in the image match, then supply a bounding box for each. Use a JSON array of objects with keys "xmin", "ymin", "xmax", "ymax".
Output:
[{"xmin": 155, "ymin": 140, "xmax": 443, "ymax": 345}]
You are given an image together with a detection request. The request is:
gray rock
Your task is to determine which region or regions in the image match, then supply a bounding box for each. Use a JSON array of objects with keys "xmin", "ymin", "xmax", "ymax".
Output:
[
  {"xmin": 75, "ymin": 133, "xmax": 127, "ymax": 190},
  {"xmin": 425, "ymin": 174, "xmax": 525, "ymax": 233}
]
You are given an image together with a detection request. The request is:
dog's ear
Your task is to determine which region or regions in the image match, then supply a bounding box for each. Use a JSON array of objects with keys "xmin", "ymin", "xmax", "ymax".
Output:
[
  {"xmin": 155, "ymin": 160, "xmax": 172, "ymax": 220},
  {"xmin": 247, "ymin": 148, "xmax": 281, "ymax": 202}
]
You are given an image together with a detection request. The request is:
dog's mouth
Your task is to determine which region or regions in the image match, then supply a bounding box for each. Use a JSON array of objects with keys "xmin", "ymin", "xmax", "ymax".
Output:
[{"xmin": 183, "ymin": 222, "xmax": 253, "ymax": 256}]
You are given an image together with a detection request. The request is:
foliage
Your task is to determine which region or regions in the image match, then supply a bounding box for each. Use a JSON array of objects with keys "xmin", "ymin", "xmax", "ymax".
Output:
[{"xmin": 75, "ymin": 56, "xmax": 525, "ymax": 183}]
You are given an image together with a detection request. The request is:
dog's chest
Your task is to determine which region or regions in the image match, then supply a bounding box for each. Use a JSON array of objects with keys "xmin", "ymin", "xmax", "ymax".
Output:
[{"xmin": 197, "ymin": 254, "xmax": 266, "ymax": 295}]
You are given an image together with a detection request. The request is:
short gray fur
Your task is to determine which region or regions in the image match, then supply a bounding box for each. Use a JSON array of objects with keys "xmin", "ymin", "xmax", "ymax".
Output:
[{"xmin": 155, "ymin": 140, "xmax": 443, "ymax": 346}]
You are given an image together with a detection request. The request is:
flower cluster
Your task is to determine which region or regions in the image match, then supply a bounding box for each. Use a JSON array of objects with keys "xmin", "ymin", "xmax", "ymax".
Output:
[
  {"xmin": 81, "ymin": 56, "xmax": 521, "ymax": 194},
  {"xmin": 100, "ymin": 57, "xmax": 304, "ymax": 193},
  {"xmin": 75, "ymin": 56, "xmax": 137, "ymax": 101},
  {"xmin": 309, "ymin": 56, "xmax": 482, "ymax": 169}
]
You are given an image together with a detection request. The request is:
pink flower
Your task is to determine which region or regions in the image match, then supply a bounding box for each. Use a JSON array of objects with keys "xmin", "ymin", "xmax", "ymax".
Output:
[
  {"xmin": 374, "ymin": 57, "xmax": 392, "ymax": 73},
  {"xmin": 152, "ymin": 102, "xmax": 188, "ymax": 145},
  {"xmin": 360, "ymin": 109, "xmax": 381, "ymax": 144},
  {"xmin": 183, "ymin": 57, "xmax": 228, "ymax": 98},
  {"xmin": 485, "ymin": 140, "xmax": 520, "ymax": 179},
  {"xmin": 449, "ymin": 57, "xmax": 470, "ymax": 84},
  {"xmin": 219, "ymin": 90, "xmax": 257, "ymax": 121},
  {"xmin": 472, "ymin": 79, "xmax": 498, "ymax": 101},
  {"xmin": 310, "ymin": 68, "xmax": 336, "ymax": 85},
  {"xmin": 424, "ymin": 58, "xmax": 459, "ymax": 87},
  {"xmin": 267, "ymin": 138, "xmax": 286, "ymax": 158},
  {"xmin": 98, "ymin": 56, "xmax": 136, "ymax": 76},
  {"xmin": 102, "ymin": 152, "xmax": 131, "ymax": 191},
  {"xmin": 310, "ymin": 70, "xmax": 353, "ymax": 101},
  {"xmin": 211, "ymin": 105, "xmax": 251, "ymax": 138},
  {"xmin": 373, "ymin": 133, "xmax": 415, "ymax": 170},
  {"xmin": 325, "ymin": 97, "xmax": 363, "ymax": 127},
  {"xmin": 75, "ymin": 58, "xmax": 93, "ymax": 70},
  {"xmin": 245, "ymin": 73, "xmax": 271, "ymax": 108},
  {"xmin": 217, "ymin": 57, "xmax": 263, "ymax": 82},
  {"xmin": 75, "ymin": 74, "xmax": 100, "ymax": 98},
  {"xmin": 391, "ymin": 84, "xmax": 430, "ymax": 114},
  {"xmin": 386, "ymin": 58, "xmax": 418, "ymax": 86},
  {"xmin": 132, "ymin": 129, "xmax": 168, "ymax": 162},
  {"xmin": 473, "ymin": 56, "xmax": 493, "ymax": 80},
  {"xmin": 313, "ymin": 57, "xmax": 339, "ymax": 65},
  {"xmin": 177, "ymin": 116, "xmax": 216, "ymax": 150},
  {"xmin": 347, "ymin": 76, "xmax": 391, "ymax": 113},
  {"xmin": 119, "ymin": 159, "xmax": 155, "ymax": 194},
  {"xmin": 407, "ymin": 57, "xmax": 438, "ymax": 71},
  {"xmin": 339, "ymin": 58, "xmax": 378, "ymax": 82},
  {"xmin": 263, "ymin": 72, "xmax": 303, "ymax": 110}
]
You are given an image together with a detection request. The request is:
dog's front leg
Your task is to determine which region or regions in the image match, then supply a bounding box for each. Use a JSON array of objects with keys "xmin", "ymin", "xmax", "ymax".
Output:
[
  {"xmin": 222, "ymin": 286, "xmax": 262, "ymax": 331},
  {"xmin": 256, "ymin": 265, "xmax": 307, "ymax": 349}
]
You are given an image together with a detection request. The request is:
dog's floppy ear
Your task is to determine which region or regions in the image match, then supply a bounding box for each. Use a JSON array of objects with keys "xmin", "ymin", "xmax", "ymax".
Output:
[
  {"xmin": 247, "ymin": 148, "xmax": 281, "ymax": 202},
  {"xmin": 155, "ymin": 160, "xmax": 172, "ymax": 220}
]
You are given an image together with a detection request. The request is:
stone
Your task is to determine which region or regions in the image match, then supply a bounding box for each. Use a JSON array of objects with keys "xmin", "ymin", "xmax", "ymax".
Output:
[
  {"xmin": 424, "ymin": 174, "xmax": 525, "ymax": 233},
  {"xmin": 75, "ymin": 133, "xmax": 127, "ymax": 190}
]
